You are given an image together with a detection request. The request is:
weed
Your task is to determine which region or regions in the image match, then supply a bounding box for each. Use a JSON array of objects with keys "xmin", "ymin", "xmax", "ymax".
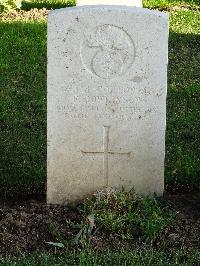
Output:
[{"xmin": 79, "ymin": 188, "xmax": 175, "ymax": 241}]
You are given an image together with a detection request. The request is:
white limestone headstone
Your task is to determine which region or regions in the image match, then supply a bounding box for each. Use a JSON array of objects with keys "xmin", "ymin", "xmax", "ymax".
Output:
[
  {"xmin": 77, "ymin": 0, "xmax": 143, "ymax": 7},
  {"xmin": 47, "ymin": 5, "xmax": 168, "ymax": 204}
]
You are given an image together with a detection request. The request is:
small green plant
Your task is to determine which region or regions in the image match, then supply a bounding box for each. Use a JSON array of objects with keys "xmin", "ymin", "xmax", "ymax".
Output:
[
  {"xmin": 48, "ymin": 219, "xmax": 65, "ymax": 243},
  {"xmin": 80, "ymin": 188, "xmax": 175, "ymax": 241},
  {"xmin": 138, "ymin": 197, "xmax": 175, "ymax": 240},
  {"xmin": 74, "ymin": 214, "xmax": 95, "ymax": 247},
  {"xmin": 0, "ymin": 0, "xmax": 21, "ymax": 12}
]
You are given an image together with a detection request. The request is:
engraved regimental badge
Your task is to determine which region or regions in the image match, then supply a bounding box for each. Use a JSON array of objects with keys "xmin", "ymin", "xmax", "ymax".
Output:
[{"xmin": 81, "ymin": 24, "xmax": 135, "ymax": 79}]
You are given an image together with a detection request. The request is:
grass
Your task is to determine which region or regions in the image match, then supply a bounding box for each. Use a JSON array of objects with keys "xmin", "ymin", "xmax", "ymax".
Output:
[
  {"xmin": 0, "ymin": 189, "xmax": 194, "ymax": 265},
  {"xmin": 143, "ymin": 0, "xmax": 199, "ymax": 8},
  {"xmin": 80, "ymin": 189, "xmax": 175, "ymax": 241},
  {"xmin": 21, "ymin": 0, "xmax": 75, "ymax": 10},
  {"xmin": 0, "ymin": 19, "xmax": 47, "ymax": 194},
  {"xmin": 1, "ymin": 249, "xmax": 200, "ymax": 265},
  {"xmin": 0, "ymin": 2, "xmax": 199, "ymax": 264},
  {"xmin": 44, "ymin": 190, "xmax": 175, "ymax": 247},
  {"xmin": 166, "ymin": 9, "xmax": 200, "ymax": 189},
  {"xmin": 20, "ymin": 0, "xmax": 200, "ymax": 10},
  {"xmin": 0, "ymin": 1, "xmax": 200, "ymax": 195}
]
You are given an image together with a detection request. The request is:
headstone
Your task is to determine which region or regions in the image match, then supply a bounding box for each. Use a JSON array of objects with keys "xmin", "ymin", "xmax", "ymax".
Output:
[
  {"xmin": 47, "ymin": 5, "xmax": 168, "ymax": 204},
  {"xmin": 77, "ymin": 0, "xmax": 143, "ymax": 7}
]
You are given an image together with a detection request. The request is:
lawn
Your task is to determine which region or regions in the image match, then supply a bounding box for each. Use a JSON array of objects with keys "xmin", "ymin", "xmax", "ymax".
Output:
[
  {"xmin": 1, "ymin": 0, "xmax": 199, "ymax": 196},
  {"xmin": 1, "ymin": 249, "xmax": 200, "ymax": 265},
  {"xmin": 0, "ymin": 0, "xmax": 200, "ymax": 264}
]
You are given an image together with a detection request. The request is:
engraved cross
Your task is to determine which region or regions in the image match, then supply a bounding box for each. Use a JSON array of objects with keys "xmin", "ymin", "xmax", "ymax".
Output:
[{"xmin": 81, "ymin": 126, "xmax": 131, "ymax": 186}]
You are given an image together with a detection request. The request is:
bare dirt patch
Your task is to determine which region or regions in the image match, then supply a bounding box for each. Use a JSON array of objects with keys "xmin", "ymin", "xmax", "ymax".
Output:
[{"xmin": 0, "ymin": 192, "xmax": 199, "ymax": 257}]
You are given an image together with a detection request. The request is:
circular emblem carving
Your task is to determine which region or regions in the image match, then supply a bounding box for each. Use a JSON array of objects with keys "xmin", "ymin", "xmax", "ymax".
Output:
[{"xmin": 81, "ymin": 24, "xmax": 135, "ymax": 79}]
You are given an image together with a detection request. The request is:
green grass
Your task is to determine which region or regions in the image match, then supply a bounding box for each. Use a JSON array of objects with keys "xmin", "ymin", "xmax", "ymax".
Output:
[
  {"xmin": 21, "ymin": 0, "xmax": 200, "ymax": 11},
  {"xmin": 79, "ymin": 189, "xmax": 175, "ymax": 241},
  {"xmin": 143, "ymin": 0, "xmax": 199, "ymax": 9},
  {"xmin": 1, "ymin": 249, "xmax": 200, "ymax": 265},
  {"xmin": 0, "ymin": 2, "xmax": 199, "ymax": 263},
  {"xmin": 43, "ymin": 190, "xmax": 175, "ymax": 247},
  {"xmin": 0, "ymin": 189, "xmax": 177, "ymax": 261},
  {"xmin": 0, "ymin": 20, "xmax": 47, "ymax": 193},
  {"xmin": 0, "ymin": 189, "xmax": 196, "ymax": 264},
  {"xmin": 0, "ymin": 1, "xmax": 200, "ymax": 195},
  {"xmin": 166, "ymin": 10, "xmax": 200, "ymax": 189},
  {"xmin": 21, "ymin": 0, "xmax": 75, "ymax": 10}
]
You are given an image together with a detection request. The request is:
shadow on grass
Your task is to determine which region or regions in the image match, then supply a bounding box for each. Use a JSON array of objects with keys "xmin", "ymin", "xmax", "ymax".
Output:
[
  {"xmin": 0, "ymin": 19, "xmax": 199, "ymax": 198},
  {"xmin": 21, "ymin": 0, "xmax": 75, "ymax": 11},
  {"xmin": 165, "ymin": 31, "xmax": 200, "ymax": 191},
  {"xmin": 0, "ymin": 21, "xmax": 47, "ymax": 198}
]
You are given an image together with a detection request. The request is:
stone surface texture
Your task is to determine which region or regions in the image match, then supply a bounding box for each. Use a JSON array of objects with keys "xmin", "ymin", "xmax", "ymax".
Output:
[
  {"xmin": 77, "ymin": 0, "xmax": 143, "ymax": 7},
  {"xmin": 47, "ymin": 6, "xmax": 168, "ymax": 204}
]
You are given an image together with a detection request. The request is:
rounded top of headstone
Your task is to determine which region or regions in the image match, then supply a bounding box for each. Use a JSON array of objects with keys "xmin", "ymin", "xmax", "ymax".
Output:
[
  {"xmin": 76, "ymin": 0, "xmax": 143, "ymax": 7},
  {"xmin": 48, "ymin": 5, "xmax": 168, "ymax": 20}
]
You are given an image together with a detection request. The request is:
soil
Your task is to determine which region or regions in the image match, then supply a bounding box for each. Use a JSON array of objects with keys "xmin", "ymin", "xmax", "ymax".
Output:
[{"xmin": 0, "ymin": 192, "xmax": 199, "ymax": 257}]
